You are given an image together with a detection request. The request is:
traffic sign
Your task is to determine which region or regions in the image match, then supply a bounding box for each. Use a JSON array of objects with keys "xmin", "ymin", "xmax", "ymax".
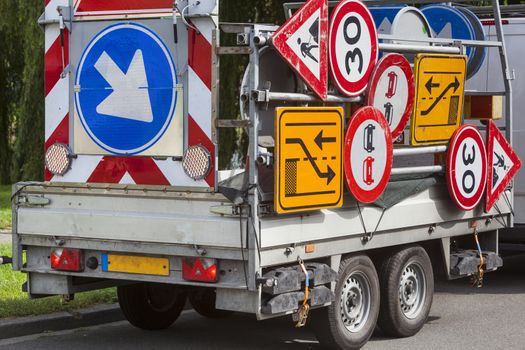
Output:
[
  {"xmin": 366, "ymin": 53, "xmax": 414, "ymax": 139},
  {"xmin": 456, "ymin": 6, "xmax": 486, "ymax": 79},
  {"xmin": 485, "ymin": 121, "xmax": 522, "ymax": 212},
  {"xmin": 329, "ymin": 0, "xmax": 378, "ymax": 96},
  {"xmin": 75, "ymin": 22, "xmax": 180, "ymax": 155},
  {"xmin": 272, "ymin": 0, "xmax": 328, "ymax": 100},
  {"xmin": 344, "ymin": 106, "xmax": 393, "ymax": 204},
  {"xmin": 411, "ymin": 54, "xmax": 467, "ymax": 146},
  {"xmin": 446, "ymin": 125, "xmax": 487, "ymax": 211},
  {"xmin": 275, "ymin": 107, "xmax": 343, "ymax": 214}
]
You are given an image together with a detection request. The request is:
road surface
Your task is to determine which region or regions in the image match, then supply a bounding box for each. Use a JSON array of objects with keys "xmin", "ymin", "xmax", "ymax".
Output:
[{"xmin": 1, "ymin": 255, "xmax": 525, "ymax": 350}]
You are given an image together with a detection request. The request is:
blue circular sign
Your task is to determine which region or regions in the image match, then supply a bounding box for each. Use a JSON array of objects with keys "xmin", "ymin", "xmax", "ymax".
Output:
[
  {"xmin": 75, "ymin": 23, "xmax": 177, "ymax": 155},
  {"xmin": 421, "ymin": 5, "xmax": 475, "ymax": 63}
]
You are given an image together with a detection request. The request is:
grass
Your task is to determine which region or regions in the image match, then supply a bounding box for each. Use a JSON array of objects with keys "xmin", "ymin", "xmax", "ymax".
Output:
[
  {"xmin": 0, "ymin": 243, "xmax": 117, "ymax": 319},
  {"xmin": 0, "ymin": 185, "xmax": 10, "ymax": 231}
]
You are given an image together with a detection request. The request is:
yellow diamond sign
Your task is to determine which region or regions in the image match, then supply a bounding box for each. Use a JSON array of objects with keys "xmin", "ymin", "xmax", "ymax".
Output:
[
  {"xmin": 275, "ymin": 107, "xmax": 344, "ymax": 214},
  {"xmin": 411, "ymin": 54, "xmax": 467, "ymax": 145}
]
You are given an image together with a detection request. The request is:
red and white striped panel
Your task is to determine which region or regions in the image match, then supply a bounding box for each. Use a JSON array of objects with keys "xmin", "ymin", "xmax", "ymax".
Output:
[
  {"xmin": 73, "ymin": 0, "xmax": 173, "ymax": 19},
  {"xmin": 44, "ymin": 1, "xmax": 217, "ymax": 188}
]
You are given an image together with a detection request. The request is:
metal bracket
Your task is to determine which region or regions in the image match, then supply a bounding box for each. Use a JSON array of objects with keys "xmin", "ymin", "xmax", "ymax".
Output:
[
  {"xmin": 217, "ymin": 46, "xmax": 252, "ymax": 55},
  {"xmin": 215, "ymin": 119, "xmax": 252, "ymax": 128},
  {"xmin": 18, "ymin": 195, "xmax": 51, "ymax": 207}
]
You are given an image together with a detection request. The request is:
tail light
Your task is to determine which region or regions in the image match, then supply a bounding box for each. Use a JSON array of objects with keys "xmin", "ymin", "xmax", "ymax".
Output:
[
  {"xmin": 182, "ymin": 257, "xmax": 217, "ymax": 283},
  {"xmin": 50, "ymin": 248, "xmax": 84, "ymax": 272}
]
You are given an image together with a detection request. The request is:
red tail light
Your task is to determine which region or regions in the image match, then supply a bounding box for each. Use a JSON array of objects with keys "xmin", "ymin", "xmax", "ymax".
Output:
[
  {"xmin": 50, "ymin": 248, "xmax": 84, "ymax": 272},
  {"xmin": 182, "ymin": 257, "xmax": 217, "ymax": 283}
]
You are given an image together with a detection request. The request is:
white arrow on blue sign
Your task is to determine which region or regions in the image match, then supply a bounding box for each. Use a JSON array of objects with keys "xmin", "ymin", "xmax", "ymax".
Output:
[{"xmin": 75, "ymin": 23, "xmax": 178, "ymax": 155}]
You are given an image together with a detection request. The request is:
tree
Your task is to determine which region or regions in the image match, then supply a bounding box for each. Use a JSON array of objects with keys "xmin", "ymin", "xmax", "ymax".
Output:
[{"xmin": 218, "ymin": 1, "xmax": 287, "ymax": 169}]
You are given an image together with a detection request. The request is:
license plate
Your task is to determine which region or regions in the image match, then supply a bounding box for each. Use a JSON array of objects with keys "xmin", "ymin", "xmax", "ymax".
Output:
[{"xmin": 101, "ymin": 254, "xmax": 170, "ymax": 276}]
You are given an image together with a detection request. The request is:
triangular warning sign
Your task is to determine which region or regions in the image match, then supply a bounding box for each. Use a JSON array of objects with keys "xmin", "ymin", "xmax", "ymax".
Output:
[
  {"xmin": 272, "ymin": 0, "xmax": 328, "ymax": 100},
  {"xmin": 485, "ymin": 120, "xmax": 522, "ymax": 212}
]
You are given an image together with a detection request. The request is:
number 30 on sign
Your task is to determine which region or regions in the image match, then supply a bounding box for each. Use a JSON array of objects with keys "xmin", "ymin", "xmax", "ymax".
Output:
[
  {"xmin": 446, "ymin": 125, "xmax": 487, "ymax": 211},
  {"xmin": 329, "ymin": 0, "xmax": 378, "ymax": 96}
]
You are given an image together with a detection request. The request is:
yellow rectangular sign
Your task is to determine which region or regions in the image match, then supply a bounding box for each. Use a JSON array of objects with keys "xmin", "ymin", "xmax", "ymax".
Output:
[
  {"xmin": 275, "ymin": 107, "xmax": 343, "ymax": 214},
  {"xmin": 411, "ymin": 54, "xmax": 467, "ymax": 145},
  {"xmin": 104, "ymin": 254, "xmax": 170, "ymax": 276}
]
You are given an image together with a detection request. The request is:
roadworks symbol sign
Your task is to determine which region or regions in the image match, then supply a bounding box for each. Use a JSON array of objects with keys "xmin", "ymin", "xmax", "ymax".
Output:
[
  {"xmin": 275, "ymin": 107, "xmax": 344, "ymax": 214},
  {"xmin": 410, "ymin": 54, "xmax": 467, "ymax": 145}
]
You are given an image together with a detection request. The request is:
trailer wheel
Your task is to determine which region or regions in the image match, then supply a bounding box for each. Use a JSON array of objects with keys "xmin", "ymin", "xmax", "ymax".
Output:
[
  {"xmin": 188, "ymin": 288, "xmax": 232, "ymax": 318},
  {"xmin": 378, "ymin": 245, "xmax": 434, "ymax": 338},
  {"xmin": 117, "ymin": 283, "xmax": 187, "ymax": 330},
  {"xmin": 310, "ymin": 254, "xmax": 380, "ymax": 350}
]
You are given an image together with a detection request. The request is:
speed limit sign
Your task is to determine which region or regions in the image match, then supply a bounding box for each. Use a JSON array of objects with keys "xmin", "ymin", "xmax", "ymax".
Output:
[
  {"xmin": 329, "ymin": 0, "xmax": 378, "ymax": 97},
  {"xmin": 446, "ymin": 125, "xmax": 487, "ymax": 211}
]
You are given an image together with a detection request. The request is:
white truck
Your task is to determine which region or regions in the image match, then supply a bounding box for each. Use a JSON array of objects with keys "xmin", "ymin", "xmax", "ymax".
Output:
[{"xmin": 8, "ymin": 1, "xmax": 517, "ymax": 349}]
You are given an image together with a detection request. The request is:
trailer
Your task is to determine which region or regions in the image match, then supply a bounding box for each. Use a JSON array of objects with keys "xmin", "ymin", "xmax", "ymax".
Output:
[{"xmin": 10, "ymin": 0, "xmax": 519, "ymax": 349}]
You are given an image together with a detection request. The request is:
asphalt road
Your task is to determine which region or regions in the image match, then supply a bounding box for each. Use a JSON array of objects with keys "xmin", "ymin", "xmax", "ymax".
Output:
[{"xmin": 1, "ymin": 255, "xmax": 525, "ymax": 350}]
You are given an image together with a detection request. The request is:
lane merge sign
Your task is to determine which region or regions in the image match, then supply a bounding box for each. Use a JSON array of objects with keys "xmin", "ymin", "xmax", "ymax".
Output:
[
  {"xmin": 366, "ymin": 53, "xmax": 414, "ymax": 140},
  {"xmin": 272, "ymin": 0, "xmax": 328, "ymax": 100},
  {"xmin": 446, "ymin": 125, "xmax": 487, "ymax": 211},
  {"xmin": 485, "ymin": 120, "xmax": 522, "ymax": 212},
  {"xmin": 411, "ymin": 54, "xmax": 467, "ymax": 146},
  {"xmin": 329, "ymin": 0, "xmax": 378, "ymax": 97},
  {"xmin": 344, "ymin": 106, "xmax": 393, "ymax": 204},
  {"xmin": 275, "ymin": 107, "xmax": 343, "ymax": 214}
]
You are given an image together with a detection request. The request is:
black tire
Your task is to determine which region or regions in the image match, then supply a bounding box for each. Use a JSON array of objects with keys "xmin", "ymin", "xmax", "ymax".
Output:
[
  {"xmin": 310, "ymin": 255, "xmax": 380, "ymax": 350},
  {"xmin": 188, "ymin": 288, "xmax": 233, "ymax": 318},
  {"xmin": 117, "ymin": 283, "xmax": 187, "ymax": 330},
  {"xmin": 378, "ymin": 245, "xmax": 434, "ymax": 338}
]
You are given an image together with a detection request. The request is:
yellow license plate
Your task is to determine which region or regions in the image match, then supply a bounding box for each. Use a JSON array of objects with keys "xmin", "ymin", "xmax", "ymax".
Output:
[{"xmin": 101, "ymin": 254, "xmax": 170, "ymax": 276}]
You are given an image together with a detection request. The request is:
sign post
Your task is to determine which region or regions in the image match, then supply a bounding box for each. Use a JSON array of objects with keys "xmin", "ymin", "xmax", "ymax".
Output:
[
  {"xmin": 329, "ymin": 0, "xmax": 378, "ymax": 97},
  {"xmin": 344, "ymin": 106, "xmax": 393, "ymax": 203},
  {"xmin": 275, "ymin": 107, "xmax": 344, "ymax": 214},
  {"xmin": 485, "ymin": 120, "xmax": 522, "ymax": 212},
  {"xmin": 446, "ymin": 125, "xmax": 487, "ymax": 211},
  {"xmin": 411, "ymin": 54, "xmax": 467, "ymax": 146},
  {"xmin": 272, "ymin": 0, "xmax": 328, "ymax": 100}
]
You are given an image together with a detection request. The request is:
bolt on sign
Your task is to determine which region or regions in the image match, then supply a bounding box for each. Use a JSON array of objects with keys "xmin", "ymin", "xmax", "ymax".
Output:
[
  {"xmin": 275, "ymin": 107, "xmax": 344, "ymax": 214},
  {"xmin": 410, "ymin": 54, "xmax": 467, "ymax": 146}
]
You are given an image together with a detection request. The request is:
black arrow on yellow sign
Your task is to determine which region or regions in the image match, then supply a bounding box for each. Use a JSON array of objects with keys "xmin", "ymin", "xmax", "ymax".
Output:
[
  {"xmin": 314, "ymin": 130, "xmax": 337, "ymax": 150},
  {"xmin": 286, "ymin": 137, "xmax": 336, "ymax": 185},
  {"xmin": 421, "ymin": 77, "xmax": 460, "ymax": 116},
  {"xmin": 425, "ymin": 76, "xmax": 440, "ymax": 94}
]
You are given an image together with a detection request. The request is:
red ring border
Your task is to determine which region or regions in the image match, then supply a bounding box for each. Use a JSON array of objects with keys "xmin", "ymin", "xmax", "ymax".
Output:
[
  {"xmin": 344, "ymin": 106, "xmax": 393, "ymax": 204},
  {"xmin": 329, "ymin": 0, "xmax": 378, "ymax": 97},
  {"xmin": 446, "ymin": 125, "xmax": 488, "ymax": 211},
  {"xmin": 366, "ymin": 53, "xmax": 415, "ymax": 139}
]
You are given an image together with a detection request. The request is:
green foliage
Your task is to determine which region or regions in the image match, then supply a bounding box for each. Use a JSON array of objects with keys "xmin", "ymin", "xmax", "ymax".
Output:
[
  {"xmin": 218, "ymin": 1, "xmax": 287, "ymax": 169},
  {"xmin": 0, "ymin": 244, "xmax": 117, "ymax": 319},
  {"xmin": 0, "ymin": 185, "xmax": 10, "ymax": 230}
]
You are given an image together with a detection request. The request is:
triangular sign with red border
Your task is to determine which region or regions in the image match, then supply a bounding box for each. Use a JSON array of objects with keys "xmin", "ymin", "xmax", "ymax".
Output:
[
  {"xmin": 485, "ymin": 120, "xmax": 522, "ymax": 212},
  {"xmin": 272, "ymin": 0, "xmax": 328, "ymax": 100}
]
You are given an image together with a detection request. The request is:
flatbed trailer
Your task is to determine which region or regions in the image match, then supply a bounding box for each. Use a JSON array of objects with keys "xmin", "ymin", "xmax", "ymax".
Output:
[{"xmin": 10, "ymin": 0, "xmax": 517, "ymax": 349}]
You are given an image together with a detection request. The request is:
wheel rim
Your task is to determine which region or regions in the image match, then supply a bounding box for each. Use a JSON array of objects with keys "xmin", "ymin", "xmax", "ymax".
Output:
[
  {"xmin": 398, "ymin": 261, "xmax": 426, "ymax": 319},
  {"xmin": 340, "ymin": 271, "xmax": 371, "ymax": 333}
]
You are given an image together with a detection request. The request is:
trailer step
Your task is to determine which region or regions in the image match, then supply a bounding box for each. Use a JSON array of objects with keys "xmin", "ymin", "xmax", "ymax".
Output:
[
  {"xmin": 261, "ymin": 286, "xmax": 334, "ymax": 314},
  {"xmin": 450, "ymin": 250, "xmax": 503, "ymax": 277},
  {"xmin": 261, "ymin": 262, "xmax": 338, "ymax": 295}
]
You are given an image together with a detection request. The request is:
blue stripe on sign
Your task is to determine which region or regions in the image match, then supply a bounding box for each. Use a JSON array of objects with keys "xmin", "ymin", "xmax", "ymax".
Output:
[{"xmin": 101, "ymin": 254, "xmax": 109, "ymax": 272}]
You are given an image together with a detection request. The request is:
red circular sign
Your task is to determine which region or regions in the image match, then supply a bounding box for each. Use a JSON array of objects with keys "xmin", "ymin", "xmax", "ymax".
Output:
[
  {"xmin": 329, "ymin": 0, "xmax": 378, "ymax": 97},
  {"xmin": 446, "ymin": 125, "xmax": 488, "ymax": 211},
  {"xmin": 344, "ymin": 106, "xmax": 393, "ymax": 203},
  {"xmin": 366, "ymin": 53, "xmax": 415, "ymax": 140}
]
